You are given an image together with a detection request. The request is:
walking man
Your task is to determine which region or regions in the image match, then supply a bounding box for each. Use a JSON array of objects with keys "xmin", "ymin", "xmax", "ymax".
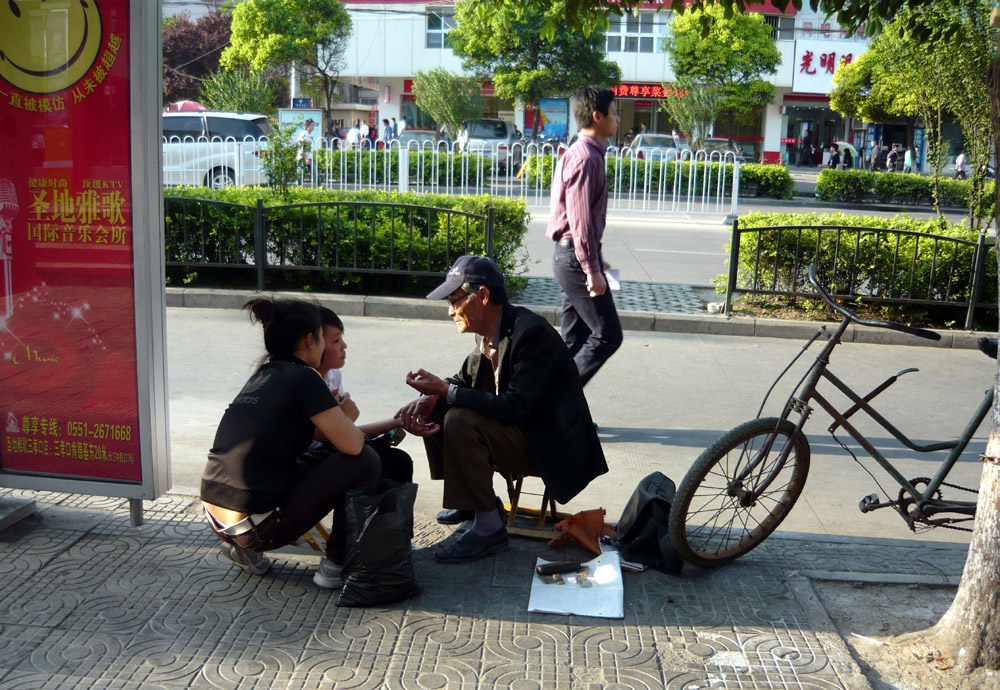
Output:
[
  {"xmin": 798, "ymin": 130, "xmax": 814, "ymax": 167},
  {"xmin": 546, "ymin": 85, "xmax": 623, "ymax": 387},
  {"xmin": 868, "ymin": 141, "xmax": 881, "ymax": 172}
]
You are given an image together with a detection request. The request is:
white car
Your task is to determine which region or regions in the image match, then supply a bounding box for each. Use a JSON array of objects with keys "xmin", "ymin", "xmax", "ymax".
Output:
[{"xmin": 162, "ymin": 111, "xmax": 270, "ymax": 187}]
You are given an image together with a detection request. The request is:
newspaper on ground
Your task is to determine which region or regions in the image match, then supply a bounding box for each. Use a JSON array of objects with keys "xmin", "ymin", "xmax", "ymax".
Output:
[{"xmin": 527, "ymin": 552, "xmax": 624, "ymax": 618}]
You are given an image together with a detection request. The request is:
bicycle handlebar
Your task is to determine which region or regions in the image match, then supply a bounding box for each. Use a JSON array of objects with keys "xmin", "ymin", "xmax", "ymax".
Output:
[{"xmin": 807, "ymin": 264, "xmax": 942, "ymax": 341}]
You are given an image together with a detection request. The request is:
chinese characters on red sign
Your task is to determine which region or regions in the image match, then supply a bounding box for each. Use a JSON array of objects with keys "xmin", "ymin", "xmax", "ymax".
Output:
[
  {"xmin": 611, "ymin": 83, "xmax": 689, "ymax": 99},
  {"xmin": 799, "ymin": 50, "xmax": 853, "ymax": 75},
  {"xmin": 0, "ymin": 0, "xmax": 141, "ymax": 483}
]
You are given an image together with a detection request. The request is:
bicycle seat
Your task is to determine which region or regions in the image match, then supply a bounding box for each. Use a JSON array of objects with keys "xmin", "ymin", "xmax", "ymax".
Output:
[
  {"xmin": 807, "ymin": 265, "xmax": 941, "ymax": 341},
  {"xmin": 978, "ymin": 337, "xmax": 998, "ymax": 359}
]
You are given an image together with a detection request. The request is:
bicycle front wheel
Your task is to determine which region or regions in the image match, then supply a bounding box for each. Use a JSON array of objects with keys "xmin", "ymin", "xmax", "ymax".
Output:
[{"xmin": 669, "ymin": 417, "xmax": 810, "ymax": 567}]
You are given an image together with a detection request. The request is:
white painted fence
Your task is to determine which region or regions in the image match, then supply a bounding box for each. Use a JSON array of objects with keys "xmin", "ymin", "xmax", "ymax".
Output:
[{"xmin": 162, "ymin": 137, "xmax": 740, "ymax": 215}]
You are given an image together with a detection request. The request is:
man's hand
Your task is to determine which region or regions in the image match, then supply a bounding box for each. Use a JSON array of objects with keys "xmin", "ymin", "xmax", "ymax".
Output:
[
  {"xmin": 394, "ymin": 395, "xmax": 440, "ymax": 436},
  {"xmin": 405, "ymin": 369, "xmax": 450, "ymax": 397},
  {"xmin": 586, "ymin": 271, "xmax": 607, "ymax": 296}
]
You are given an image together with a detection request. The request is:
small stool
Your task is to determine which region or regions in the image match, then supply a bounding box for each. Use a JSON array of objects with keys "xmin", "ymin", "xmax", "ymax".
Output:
[
  {"xmin": 499, "ymin": 472, "xmax": 569, "ymax": 539},
  {"xmin": 300, "ymin": 522, "xmax": 330, "ymax": 551}
]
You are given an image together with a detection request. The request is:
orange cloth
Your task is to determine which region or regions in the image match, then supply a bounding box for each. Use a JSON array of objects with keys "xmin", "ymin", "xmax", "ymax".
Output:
[{"xmin": 548, "ymin": 508, "xmax": 616, "ymax": 556}]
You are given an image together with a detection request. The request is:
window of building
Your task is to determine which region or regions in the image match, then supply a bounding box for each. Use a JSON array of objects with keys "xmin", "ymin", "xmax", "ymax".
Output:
[
  {"xmin": 606, "ymin": 11, "xmax": 657, "ymax": 53},
  {"xmin": 426, "ymin": 10, "xmax": 456, "ymax": 49},
  {"xmin": 763, "ymin": 15, "xmax": 796, "ymax": 40}
]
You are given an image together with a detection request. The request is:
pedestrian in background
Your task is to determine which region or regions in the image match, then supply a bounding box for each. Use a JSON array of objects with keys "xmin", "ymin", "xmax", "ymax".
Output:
[
  {"xmin": 296, "ymin": 118, "xmax": 317, "ymax": 183},
  {"xmin": 886, "ymin": 144, "xmax": 899, "ymax": 172},
  {"xmin": 903, "ymin": 146, "xmax": 914, "ymax": 174},
  {"xmin": 826, "ymin": 144, "xmax": 841, "ymax": 170},
  {"xmin": 546, "ymin": 85, "xmax": 623, "ymax": 388},
  {"xmin": 797, "ymin": 130, "xmax": 814, "ymax": 167},
  {"xmin": 868, "ymin": 141, "xmax": 881, "ymax": 172},
  {"xmin": 955, "ymin": 151, "xmax": 968, "ymax": 180}
]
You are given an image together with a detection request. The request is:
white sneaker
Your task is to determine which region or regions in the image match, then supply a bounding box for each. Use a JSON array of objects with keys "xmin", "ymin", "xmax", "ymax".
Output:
[
  {"xmin": 313, "ymin": 557, "xmax": 344, "ymax": 589},
  {"xmin": 220, "ymin": 543, "xmax": 271, "ymax": 575}
]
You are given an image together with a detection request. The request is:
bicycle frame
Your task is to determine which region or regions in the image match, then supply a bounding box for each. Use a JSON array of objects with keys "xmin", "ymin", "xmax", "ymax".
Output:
[{"xmin": 738, "ymin": 316, "xmax": 987, "ymax": 523}]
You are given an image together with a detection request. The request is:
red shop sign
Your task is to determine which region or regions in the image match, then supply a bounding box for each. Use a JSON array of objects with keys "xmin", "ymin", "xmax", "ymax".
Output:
[{"xmin": 0, "ymin": 0, "xmax": 142, "ymax": 482}]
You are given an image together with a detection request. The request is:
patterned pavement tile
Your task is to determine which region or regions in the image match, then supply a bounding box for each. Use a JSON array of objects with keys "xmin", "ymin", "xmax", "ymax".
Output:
[
  {"xmin": 394, "ymin": 612, "xmax": 485, "ymax": 662},
  {"xmin": 572, "ymin": 664, "xmax": 669, "ymax": 690},
  {"xmin": 0, "ymin": 525, "xmax": 83, "ymax": 568},
  {"xmin": 145, "ymin": 599, "xmax": 242, "ymax": 641},
  {"xmin": 16, "ymin": 629, "xmax": 126, "ymax": 678},
  {"xmin": 480, "ymin": 619, "xmax": 570, "ymax": 668},
  {"xmin": 514, "ymin": 277, "xmax": 704, "ymax": 315},
  {"xmin": 60, "ymin": 593, "xmax": 165, "ymax": 635},
  {"xmin": 569, "ymin": 624, "xmax": 661, "ymax": 670},
  {"xmin": 247, "ymin": 559, "xmax": 329, "ymax": 610},
  {"xmin": 111, "ymin": 634, "xmax": 218, "ymax": 687},
  {"xmin": 295, "ymin": 650, "xmax": 395, "ymax": 690},
  {"xmin": 309, "ymin": 605, "xmax": 405, "ymax": 655},
  {"xmin": 0, "ymin": 670, "xmax": 191, "ymax": 690},
  {"xmin": 478, "ymin": 662, "xmax": 573, "ymax": 689},
  {"xmin": 384, "ymin": 653, "xmax": 481, "ymax": 690},
  {"xmin": 220, "ymin": 605, "xmax": 323, "ymax": 649},
  {"xmin": 0, "ymin": 625, "xmax": 49, "ymax": 671},
  {"xmin": 0, "ymin": 578, "xmax": 83, "ymax": 627},
  {"xmin": 165, "ymin": 567, "xmax": 262, "ymax": 606},
  {"xmin": 195, "ymin": 644, "xmax": 300, "ymax": 690}
]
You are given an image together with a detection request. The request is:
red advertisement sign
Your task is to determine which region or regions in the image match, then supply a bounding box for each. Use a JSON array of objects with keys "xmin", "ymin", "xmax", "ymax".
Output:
[{"xmin": 0, "ymin": 0, "xmax": 141, "ymax": 482}]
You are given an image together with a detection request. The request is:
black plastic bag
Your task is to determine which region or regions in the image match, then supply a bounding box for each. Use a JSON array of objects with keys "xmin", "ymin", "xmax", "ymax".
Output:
[
  {"xmin": 337, "ymin": 479, "xmax": 421, "ymax": 607},
  {"xmin": 616, "ymin": 472, "xmax": 684, "ymax": 575}
]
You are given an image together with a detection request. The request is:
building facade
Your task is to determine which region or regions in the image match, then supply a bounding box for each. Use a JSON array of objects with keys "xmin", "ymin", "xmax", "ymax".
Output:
[{"xmin": 341, "ymin": 0, "xmax": 872, "ymax": 164}]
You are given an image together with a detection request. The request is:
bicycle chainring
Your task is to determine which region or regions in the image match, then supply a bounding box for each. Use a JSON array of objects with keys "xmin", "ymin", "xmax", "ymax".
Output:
[{"xmin": 898, "ymin": 478, "xmax": 939, "ymax": 527}]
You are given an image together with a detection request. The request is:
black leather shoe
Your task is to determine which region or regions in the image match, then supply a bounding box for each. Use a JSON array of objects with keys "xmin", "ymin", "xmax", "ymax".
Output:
[
  {"xmin": 436, "ymin": 507, "xmax": 474, "ymax": 525},
  {"xmin": 436, "ymin": 496, "xmax": 508, "ymax": 526},
  {"xmin": 434, "ymin": 527, "xmax": 509, "ymax": 563}
]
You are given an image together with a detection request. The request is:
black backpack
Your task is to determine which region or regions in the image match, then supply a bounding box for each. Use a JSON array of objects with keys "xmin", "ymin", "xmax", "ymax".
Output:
[{"xmin": 615, "ymin": 472, "xmax": 684, "ymax": 575}]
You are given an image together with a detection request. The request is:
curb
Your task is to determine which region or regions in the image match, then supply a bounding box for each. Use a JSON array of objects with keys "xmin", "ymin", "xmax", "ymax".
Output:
[{"xmin": 167, "ymin": 287, "xmax": 986, "ymax": 350}]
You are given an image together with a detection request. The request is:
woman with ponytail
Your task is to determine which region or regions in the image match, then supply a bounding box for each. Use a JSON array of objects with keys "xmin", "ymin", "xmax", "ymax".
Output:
[{"xmin": 200, "ymin": 297, "xmax": 380, "ymax": 589}]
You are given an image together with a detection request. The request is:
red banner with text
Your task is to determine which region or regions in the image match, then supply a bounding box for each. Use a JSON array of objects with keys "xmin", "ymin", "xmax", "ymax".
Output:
[{"xmin": 0, "ymin": 0, "xmax": 141, "ymax": 482}]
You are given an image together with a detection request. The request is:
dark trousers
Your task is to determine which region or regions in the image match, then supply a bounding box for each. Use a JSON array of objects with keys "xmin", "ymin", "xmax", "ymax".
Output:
[
  {"xmin": 212, "ymin": 445, "xmax": 380, "ymax": 562},
  {"xmin": 423, "ymin": 407, "xmax": 536, "ymax": 512},
  {"xmin": 552, "ymin": 243, "xmax": 623, "ymax": 386}
]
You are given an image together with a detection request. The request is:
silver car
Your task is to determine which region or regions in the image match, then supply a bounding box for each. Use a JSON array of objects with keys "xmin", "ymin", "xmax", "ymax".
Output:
[
  {"xmin": 462, "ymin": 119, "xmax": 520, "ymax": 172},
  {"xmin": 162, "ymin": 112, "xmax": 270, "ymax": 187}
]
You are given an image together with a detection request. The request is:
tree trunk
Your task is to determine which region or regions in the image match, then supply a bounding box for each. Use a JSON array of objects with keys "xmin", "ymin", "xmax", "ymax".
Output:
[
  {"xmin": 929, "ymin": 434, "xmax": 1000, "ymax": 670},
  {"xmin": 924, "ymin": 42, "xmax": 1000, "ymax": 673},
  {"xmin": 531, "ymin": 104, "xmax": 541, "ymax": 142}
]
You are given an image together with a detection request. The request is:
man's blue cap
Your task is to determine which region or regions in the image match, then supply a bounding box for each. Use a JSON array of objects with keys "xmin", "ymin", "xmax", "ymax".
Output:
[{"xmin": 427, "ymin": 255, "xmax": 504, "ymax": 300}]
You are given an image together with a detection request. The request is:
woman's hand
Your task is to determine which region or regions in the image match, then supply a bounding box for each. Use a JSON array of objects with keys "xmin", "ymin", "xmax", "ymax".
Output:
[
  {"xmin": 311, "ymin": 406, "xmax": 365, "ymax": 455},
  {"xmin": 334, "ymin": 390, "xmax": 360, "ymax": 422}
]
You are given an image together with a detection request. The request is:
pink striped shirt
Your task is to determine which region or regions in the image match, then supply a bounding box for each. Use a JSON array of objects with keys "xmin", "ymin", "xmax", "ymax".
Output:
[{"xmin": 546, "ymin": 133, "xmax": 608, "ymax": 275}]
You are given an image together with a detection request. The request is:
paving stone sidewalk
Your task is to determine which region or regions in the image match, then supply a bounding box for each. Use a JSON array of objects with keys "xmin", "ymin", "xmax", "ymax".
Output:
[
  {"xmin": 0, "ymin": 489, "xmax": 970, "ymax": 690},
  {"xmin": 513, "ymin": 278, "xmax": 705, "ymax": 315}
]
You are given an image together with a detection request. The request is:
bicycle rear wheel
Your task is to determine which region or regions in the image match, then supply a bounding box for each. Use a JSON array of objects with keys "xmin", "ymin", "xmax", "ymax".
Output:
[{"xmin": 669, "ymin": 417, "xmax": 810, "ymax": 567}]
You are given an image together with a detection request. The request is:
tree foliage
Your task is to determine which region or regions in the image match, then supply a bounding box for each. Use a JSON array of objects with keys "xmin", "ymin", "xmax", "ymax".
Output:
[
  {"xmin": 162, "ymin": 10, "xmax": 232, "ymax": 104},
  {"xmin": 659, "ymin": 80, "xmax": 719, "ymax": 149},
  {"xmin": 448, "ymin": 0, "xmax": 621, "ymax": 139},
  {"xmin": 663, "ymin": 4, "xmax": 779, "ymax": 144},
  {"xmin": 222, "ymin": 0, "xmax": 352, "ymax": 131},
  {"xmin": 412, "ymin": 68, "xmax": 484, "ymax": 138},
  {"xmin": 200, "ymin": 65, "xmax": 282, "ymax": 114}
]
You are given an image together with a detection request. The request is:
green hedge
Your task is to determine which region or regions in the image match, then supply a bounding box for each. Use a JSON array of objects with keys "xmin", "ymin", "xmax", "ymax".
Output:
[
  {"xmin": 815, "ymin": 169, "xmax": 995, "ymax": 216},
  {"xmin": 314, "ymin": 149, "xmax": 492, "ymax": 186},
  {"xmin": 163, "ymin": 187, "xmax": 528, "ymax": 294},
  {"xmin": 729, "ymin": 211, "xmax": 996, "ymax": 308},
  {"xmin": 521, "ymin": 156, "xmax": 793, "ymax": 199}
]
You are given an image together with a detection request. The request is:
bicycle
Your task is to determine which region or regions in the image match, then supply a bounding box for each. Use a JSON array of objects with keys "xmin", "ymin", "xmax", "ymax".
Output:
[{"xmin": 669, "ymin": 265, "xmax": 988, "ymax": 567}]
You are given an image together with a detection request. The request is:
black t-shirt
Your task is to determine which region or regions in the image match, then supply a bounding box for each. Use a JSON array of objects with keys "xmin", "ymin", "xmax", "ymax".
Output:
[{"xmin": 201, "ymin": 357, "xmax": 338, "ymax": 512}]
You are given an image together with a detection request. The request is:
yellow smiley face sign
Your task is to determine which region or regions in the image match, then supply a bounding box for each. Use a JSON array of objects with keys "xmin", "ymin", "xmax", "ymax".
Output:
[{"xmin": 0, "ymin": 0, "xmax": 104, "ymax": 94}]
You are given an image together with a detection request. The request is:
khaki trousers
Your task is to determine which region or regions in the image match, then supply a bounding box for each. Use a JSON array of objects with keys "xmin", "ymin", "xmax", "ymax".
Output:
[{"xmin": 423, "ymin": 407, "xmax": 537, "ymax": 511}]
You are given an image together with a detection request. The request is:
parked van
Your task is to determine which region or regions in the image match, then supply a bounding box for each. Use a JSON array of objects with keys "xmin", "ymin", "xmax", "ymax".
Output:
[{"xmin": 162, "ymin": 112, "xmax": 270, "ymax": 187}]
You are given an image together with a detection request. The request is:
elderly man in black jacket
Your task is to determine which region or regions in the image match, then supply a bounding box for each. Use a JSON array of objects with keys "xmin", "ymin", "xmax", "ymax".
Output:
[{"xmin": 396, "ymin": 255, "xmax": 608, "ymax": 563}]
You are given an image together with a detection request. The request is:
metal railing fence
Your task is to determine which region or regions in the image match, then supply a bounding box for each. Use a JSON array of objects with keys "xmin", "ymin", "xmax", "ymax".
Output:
[
  {"xmin": 162, "ymin": 136, "xmax": 741, "ymax": 215},
  {"xmin": 164, "ymin": 196, "xmax": 493, "ymax": 292},
  {"xmin": 724, "ymin": 220, "xmax": 997, "ymax": 329}
]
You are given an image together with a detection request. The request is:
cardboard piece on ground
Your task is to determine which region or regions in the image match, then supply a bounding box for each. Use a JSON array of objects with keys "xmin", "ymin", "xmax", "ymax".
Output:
[{"xmin": 527, "ymin": 552, "xmax": 624, "ymax": 618}]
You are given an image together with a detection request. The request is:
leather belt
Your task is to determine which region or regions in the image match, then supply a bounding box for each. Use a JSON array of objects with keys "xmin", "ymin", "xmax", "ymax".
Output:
[
  {"xmin": 205, "ymin": 507, "xmax": 275, "ymax": 536},
  {"xmin": 556, "ymin": 236, "xmax": 574, "ymax": 247}
]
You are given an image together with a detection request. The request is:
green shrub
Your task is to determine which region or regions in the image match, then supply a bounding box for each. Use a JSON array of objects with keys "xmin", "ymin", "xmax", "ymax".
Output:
[
  {"xmin": 313, "ymin": 148, "xmax": 492, "ymax": 187},
  {"xmin": 520, "ymin": 155, "xmax": 793, "ymax": 199},
  {"xmin": 727, "ymin": 211, "xmax": 996, "ymax": 309},
  {"xmin": 815, "ymin": 169, "xmax": 995, "ymax": 218},
  {"xmin": 163, "ymin": 187, "xmax": 528, "ymax": 295}
]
